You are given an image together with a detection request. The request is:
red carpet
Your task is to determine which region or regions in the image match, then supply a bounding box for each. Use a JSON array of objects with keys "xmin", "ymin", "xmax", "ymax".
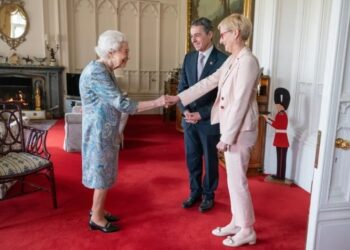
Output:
[{"xmin": 0, "ymin": 115, "xmax": 309, "ymax": 250}]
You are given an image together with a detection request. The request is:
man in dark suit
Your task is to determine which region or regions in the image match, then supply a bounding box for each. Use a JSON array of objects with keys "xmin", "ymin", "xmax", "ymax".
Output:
[{"xmin": 178, "ymin": 17, "xmax": 227, "ymax": 212}]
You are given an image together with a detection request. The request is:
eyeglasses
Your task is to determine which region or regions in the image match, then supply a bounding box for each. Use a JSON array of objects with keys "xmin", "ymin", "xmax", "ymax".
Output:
[{"xmin": 220, "ymin": 30, "xmax": 232, "ymax": 39}]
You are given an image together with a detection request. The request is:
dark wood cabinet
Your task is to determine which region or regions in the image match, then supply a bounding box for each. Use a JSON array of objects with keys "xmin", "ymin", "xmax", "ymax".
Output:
[
  {"xmin": 175, "ymin": 106, "xmax": 184, "ymax": 132},
  {"xmin": 164, "ymin": 77, "xmax": 178, "ymax": 121},
  {"xmin": 164, "ymin": 69, "xmax": 181, "ymax": 123}
]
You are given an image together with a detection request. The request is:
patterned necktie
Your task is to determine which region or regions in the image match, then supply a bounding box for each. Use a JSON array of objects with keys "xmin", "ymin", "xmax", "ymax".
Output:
[{"xmin": 197, "ymin": 53, "xmax": 205, "ymax": 80}]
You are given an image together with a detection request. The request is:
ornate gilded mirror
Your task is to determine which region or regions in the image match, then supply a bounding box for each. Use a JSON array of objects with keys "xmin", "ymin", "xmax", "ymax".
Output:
[{"xmin": 0, "ymin": 0, "xmax": 29, "ymax": 50}]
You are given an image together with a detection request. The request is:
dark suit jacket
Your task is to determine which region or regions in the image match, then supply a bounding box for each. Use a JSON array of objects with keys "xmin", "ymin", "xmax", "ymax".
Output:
[{"xmin": 178, "ymin": 46, "xmax": 227, "ymax": 135}]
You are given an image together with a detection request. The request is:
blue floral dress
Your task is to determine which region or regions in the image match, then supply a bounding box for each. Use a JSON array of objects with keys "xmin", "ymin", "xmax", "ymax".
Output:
[{"xmin": 80, "ymin": 61, "xmax": 138, "ymax": 189}]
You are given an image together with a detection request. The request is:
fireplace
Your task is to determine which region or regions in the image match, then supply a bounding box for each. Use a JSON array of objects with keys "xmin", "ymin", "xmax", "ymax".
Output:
[
  {"xmin": 0, "ymin": 65, "xmax": 64, "ymax": 118},
  {"xmin": 0, "ymin": 76, "xmax": 41, "ymax": 109}
]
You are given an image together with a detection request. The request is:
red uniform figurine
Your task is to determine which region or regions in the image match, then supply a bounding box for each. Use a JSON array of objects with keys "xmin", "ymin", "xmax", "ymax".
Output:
[{"xmin": 263, "ymin": 88, "xmax": 290, "ymax": 180}]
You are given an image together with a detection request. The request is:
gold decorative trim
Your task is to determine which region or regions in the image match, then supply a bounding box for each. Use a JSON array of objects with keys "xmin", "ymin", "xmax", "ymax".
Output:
[
  {"xmin": 244, "ymin": 0, "xmax": 254, "ymax": 47},
  {"xmin": 186, "ymin": 0, "xmax": 191, "ymax": 53},
  {"xmin": 0, "ymin": 34, "xmax": 27, "ymax": 50},
  {"xmin": 0, "ymin": 1, "xmax": 29, "ymax": 50},
  {"xmin": 243, "ymin": 0, "xmax": 254, "ymax": 18},
  {"xmin": 314, "ymin": 131, "xmax": 321, "ymax": 168}
]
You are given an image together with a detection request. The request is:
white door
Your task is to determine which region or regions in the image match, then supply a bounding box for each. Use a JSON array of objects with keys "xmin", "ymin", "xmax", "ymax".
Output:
[{"xmin": 306, "ymin": 0, "xmax": 350, "ymax": 249}]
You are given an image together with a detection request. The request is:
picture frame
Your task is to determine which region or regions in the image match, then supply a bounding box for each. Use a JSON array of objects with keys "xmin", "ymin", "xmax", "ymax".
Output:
[{"xmin": 186, "ymin": 0, "xmax": 255, "ymax": 52}]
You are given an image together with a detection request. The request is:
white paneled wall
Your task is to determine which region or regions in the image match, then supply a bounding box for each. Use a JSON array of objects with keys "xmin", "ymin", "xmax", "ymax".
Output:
[
  {"xmin": 160, "ymin": 5, "xmax": 178, "ymax": 71},
  {"xmin": 254, "ymin": 0, "xmax": 331, "ymax": 191},
  {"xmin": 64, "ymin": 0, "xmax": 181, "ymax": 113},
  {"xmin": 71, "ymin": 0, "xmax": 96, "ymax": 70}
]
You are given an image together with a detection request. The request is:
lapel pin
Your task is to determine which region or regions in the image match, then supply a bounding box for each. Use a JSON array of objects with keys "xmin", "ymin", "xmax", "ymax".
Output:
[{"xmin": 209, "ymin": 61, "xmax": 213, "ymax": 65}]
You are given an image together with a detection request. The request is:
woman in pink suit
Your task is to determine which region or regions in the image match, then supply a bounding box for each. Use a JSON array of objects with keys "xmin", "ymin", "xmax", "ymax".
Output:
[{"xmin": 166, "ymin": 14, "xmax": 260, "ymax": 247}]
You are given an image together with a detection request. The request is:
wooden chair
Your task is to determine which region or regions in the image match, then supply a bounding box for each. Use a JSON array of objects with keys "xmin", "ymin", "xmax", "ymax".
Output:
[{"xmin": 0, "ymin": 102, "xmax": 57, "ymax": 208}]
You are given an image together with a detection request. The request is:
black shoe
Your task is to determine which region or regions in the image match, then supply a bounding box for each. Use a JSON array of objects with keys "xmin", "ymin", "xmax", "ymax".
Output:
[
  {"xmin": 89, "ymin": 220, "xmax": 119, "ymax": 233},
  {"xmin": 89, "ymin": 210, "xmax": 120, "ymax": 222},
  {"xmin": 182, "ymin": 196, "xmax": 200, "ymax": 208},
  {"xmin": 199, "ymin": 199, "xmax": 214, "ymax": 212}
]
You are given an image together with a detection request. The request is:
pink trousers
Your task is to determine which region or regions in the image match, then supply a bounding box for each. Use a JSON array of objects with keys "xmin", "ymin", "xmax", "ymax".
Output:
[{"xmin": 224, "ymin": 130, "xmax": 257, "ymax": 228}]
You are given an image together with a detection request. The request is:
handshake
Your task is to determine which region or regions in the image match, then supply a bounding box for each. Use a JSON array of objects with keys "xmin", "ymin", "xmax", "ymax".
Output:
[{"xmin": 155, "ymin": 95, "xmax": 180, "ymax": 108}]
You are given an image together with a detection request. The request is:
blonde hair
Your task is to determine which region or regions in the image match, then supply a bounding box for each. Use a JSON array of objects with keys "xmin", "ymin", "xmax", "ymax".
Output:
[
  {"xmin": 218, "ymin": 13, "xmax": 252, "ymax": 41},
  {"xmin": 95, "ymin": 30, "xmax": 127, "ymax": 59}
]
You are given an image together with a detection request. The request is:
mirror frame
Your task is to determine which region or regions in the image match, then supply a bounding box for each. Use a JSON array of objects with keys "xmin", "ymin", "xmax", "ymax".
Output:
[{"xmin": 0, "ymin": 0, "xmax": 29, "ymax": 50}]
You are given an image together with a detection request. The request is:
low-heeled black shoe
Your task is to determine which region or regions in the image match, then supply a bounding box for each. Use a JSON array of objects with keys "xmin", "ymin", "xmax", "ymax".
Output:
[
  {"xmin": 89, "ymin": 220, "xmax": 119, "ymax": 233},
  {"xmin": 182, "ymin": 196, "xmax": 200, "ymax": 208},
  {"xmin": 199, "ymin": 199, "xmax": 214, "ymax": 212},
  {"xmin": 89, "ymin": 210, "xmax": 120, "ymax": 222}
]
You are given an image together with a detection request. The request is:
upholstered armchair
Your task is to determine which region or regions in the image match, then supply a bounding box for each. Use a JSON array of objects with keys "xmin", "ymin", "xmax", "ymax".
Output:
[
  {"xmin": 63, "ymin": 105, "xmax": 129, "ymax": 152},
  {"xmin": 63, "ymin": 106, "xmax": 82, "ymax": 152},
  {"xmin": 0, "ymin": 102, "xmax": 57, "ymax": 208}
]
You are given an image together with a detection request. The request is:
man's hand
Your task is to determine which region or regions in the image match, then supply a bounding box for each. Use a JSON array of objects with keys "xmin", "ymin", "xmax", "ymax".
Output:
[{"xmin": 183, "ymin": 111, "xmax": 201, "ymax": 124}]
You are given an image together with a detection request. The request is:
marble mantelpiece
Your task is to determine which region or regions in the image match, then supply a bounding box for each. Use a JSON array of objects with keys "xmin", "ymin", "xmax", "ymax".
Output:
[{"xmin": 0, "ymin": 64, "xmax": 64, "ymax": 118}]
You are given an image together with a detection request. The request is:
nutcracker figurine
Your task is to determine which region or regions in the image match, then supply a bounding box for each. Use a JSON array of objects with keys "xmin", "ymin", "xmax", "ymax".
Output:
[{"xmin": 263, "ymin": 88, "xmax": 290, "ymax": 180}]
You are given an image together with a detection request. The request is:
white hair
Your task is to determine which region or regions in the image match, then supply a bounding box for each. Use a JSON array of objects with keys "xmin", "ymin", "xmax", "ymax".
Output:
[{"xmin": 95, "ymin": 30, "xmax": 127, "ymax": 59}]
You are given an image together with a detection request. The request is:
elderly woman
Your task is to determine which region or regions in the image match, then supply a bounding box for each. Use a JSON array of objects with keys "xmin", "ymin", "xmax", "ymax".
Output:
[
  {"xmin": 80, "ymin": 30, "xmax": 165, "ymax": 233},
  {"xmin": 166, "ymin": 14, "xmax": 260, "ymax": 247}
]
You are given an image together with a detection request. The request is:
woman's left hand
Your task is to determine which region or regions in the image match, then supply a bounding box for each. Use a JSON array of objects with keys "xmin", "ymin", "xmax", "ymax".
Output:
[{"xmin": 217, "ymin": 141, "xmax": 229, "ymax": 152}]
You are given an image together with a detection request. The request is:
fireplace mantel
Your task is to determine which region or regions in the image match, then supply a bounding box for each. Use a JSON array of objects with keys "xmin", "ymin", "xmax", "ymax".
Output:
[{"xmin": 0, "ymin": 64, "xmax": 64, "ymax": 118}]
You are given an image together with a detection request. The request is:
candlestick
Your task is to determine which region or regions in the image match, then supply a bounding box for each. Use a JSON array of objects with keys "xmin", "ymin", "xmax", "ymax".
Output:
[
  {"xmin": 46, "ymin": 43, "xmax": 60, "ymax": 66},
  {"xmin": 44, "ymin": 34, "xmax": 49, "ymax": 45}
]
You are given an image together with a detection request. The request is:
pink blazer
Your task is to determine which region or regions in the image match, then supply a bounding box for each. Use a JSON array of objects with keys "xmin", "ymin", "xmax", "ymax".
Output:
[{"xmin": 178, "ymin": 47, "xmax": 260, "ymax": 145}]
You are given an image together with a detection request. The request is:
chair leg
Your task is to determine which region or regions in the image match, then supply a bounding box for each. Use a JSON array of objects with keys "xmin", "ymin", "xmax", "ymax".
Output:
[{"xmin": 48, "ymin": 166, "xmax": 58, "ymax": 209}]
